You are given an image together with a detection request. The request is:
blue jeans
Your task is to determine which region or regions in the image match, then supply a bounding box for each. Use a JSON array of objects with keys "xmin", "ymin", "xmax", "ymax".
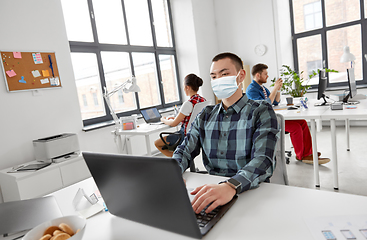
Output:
[{"xmin": 166, "ymin": 126, "xmax": 185, "ymax": 146}]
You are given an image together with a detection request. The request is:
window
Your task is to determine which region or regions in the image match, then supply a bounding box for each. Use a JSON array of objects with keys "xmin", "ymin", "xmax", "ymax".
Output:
[
  {"xmin": 92, "ymin": 92, "xmax": 99, "ymax": 106},
  {"xmin": 290, "ymin": 0, "xmax": 367, "ymax": 89},
  {"xmin": 304, "ymin": 1, "xmax": 322, "ymax": 31},
  {"xmin": 82, "ymin": 94, "xmax": 88, "ymax": 107},
  {"xmin": 307, "ymin": 60, "xmax": 323, "ymax": 77},
  {"xmin": 297, "ymin": 35, "xmax": 323, "ymax": 85},
  {"xmin": 118, "ymin": 90, "xmax": 124, "ymax": 103},
  {"xmin": 61, "ymin": 0, "xmax": 181, "ymax": 126}
]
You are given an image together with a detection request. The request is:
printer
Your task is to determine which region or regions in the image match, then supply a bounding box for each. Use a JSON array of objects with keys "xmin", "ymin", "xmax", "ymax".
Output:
[{"xmin": 33, "ymin": 133, "xmax": 80, "ymax": 163}]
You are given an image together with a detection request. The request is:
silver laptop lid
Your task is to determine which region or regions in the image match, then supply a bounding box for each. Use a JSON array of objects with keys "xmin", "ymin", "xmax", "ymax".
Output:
[{"xmin": 0, "ymin": 196, "xmax": 62, "ymax": 235}]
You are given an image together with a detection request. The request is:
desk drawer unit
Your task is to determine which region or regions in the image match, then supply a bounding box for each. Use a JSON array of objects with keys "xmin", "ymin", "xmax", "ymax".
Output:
[
  {"xmin": 0, "ymin": 155, "xmax": 91, "ymax": 202},
  {"xmin": 17, "ymin": 168, "xmax": 63, "ymax": 200},
  {"xmin": 60, "ymin": 158, "xmax": 91, "ymax": 187}
]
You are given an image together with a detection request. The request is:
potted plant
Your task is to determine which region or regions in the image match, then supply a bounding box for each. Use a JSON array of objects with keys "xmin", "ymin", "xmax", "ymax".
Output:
[{"xmin": 271, "ymin": 65, "xmax": 338, "ymax": 98}]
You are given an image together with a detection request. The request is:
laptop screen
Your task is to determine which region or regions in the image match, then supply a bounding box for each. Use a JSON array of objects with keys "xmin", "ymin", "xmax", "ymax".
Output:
[
  {"xmin": 83, "ymin": 152, "xmax": 237, "ymax": 238},
  {"xmin": 140, "ymin": 107, "xmax": 161, "ymax": 123}
]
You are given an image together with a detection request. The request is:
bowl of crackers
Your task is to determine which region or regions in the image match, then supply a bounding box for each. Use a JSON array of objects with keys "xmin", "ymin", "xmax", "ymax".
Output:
[{"xmin": 23, "ymin": 215, "xmax": 86, "ymax": 240}]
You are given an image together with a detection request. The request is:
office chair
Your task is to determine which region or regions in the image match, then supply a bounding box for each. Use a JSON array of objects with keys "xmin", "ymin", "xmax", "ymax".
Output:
[
  {"xmin": 159, "ymin": 132, "xmax": 182, "ymax": 152},
  {"xmin": 270, "ymin": 113, "xmax": 289, "ymax": 185},
  {"xmin": 285, "ymin": 131, "xmax": 292, "ymax": 164},
  {"xmin": 189, "ymin": 156, "xmax": 208, "ymax": 174},
  {"xmin": 159, "ymin": 101, "xmax": 211, "ymax": 153}
]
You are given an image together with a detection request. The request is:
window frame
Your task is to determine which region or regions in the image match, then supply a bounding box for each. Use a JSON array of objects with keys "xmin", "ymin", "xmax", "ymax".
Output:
[
  {"xmin": 67, "ymin": 0, "xmax": 182, "ymax": 127},
  {"xmin": 289, "ymin": 0, "xmax": 367, "ymax": 90}
]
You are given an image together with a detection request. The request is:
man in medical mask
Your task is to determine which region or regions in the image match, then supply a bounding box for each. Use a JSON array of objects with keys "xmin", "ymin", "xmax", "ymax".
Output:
[{"xmin": 173, "ymin": 52, "xmax": 279, "ymax": 214}]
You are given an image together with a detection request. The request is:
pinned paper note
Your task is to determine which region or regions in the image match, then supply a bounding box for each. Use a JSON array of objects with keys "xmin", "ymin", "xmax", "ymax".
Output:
[
  {"xmin": 55, "ymin": 77, "xmax": 60, "ymax": 86},
  {"xmin": 19, "ymin": 76, "xmax": 26, "ymax": 83},
  {"xmin": 40, "ymin": 78, "xmax": 49, "ymax": 84},
  {"xmin": 32, "ymin": 52, "xmax": 43, "ymax": 64},
  {"xmin": 6, "ymin": 69, "xmax": 16, "ymax": 77},
  {"xmin": 50, "ymin": 77, "xmax": 60, "ymax": 86},
  {"xmin": 31, "ymin": 70, "xmax": 41, "ymax": 78},
  {"xmin": 42, "ymin": 70, "xmax": 50, "ymax": 77},
  {"xmin": 13, "ymin": 52, "xmax": 22, "ymax": 59}
]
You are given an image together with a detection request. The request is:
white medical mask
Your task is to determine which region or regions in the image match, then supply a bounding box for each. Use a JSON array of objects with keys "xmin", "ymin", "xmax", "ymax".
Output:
[{"xmin": 211, "ymin": 72, "xmax": 241, "ymax": 99}]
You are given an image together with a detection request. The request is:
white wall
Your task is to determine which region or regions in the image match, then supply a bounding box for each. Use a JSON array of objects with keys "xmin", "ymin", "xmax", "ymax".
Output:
[
  {"xmin": 275, "ymin": 0, "xmax": 294, "ymax": 70},
  {"xmin": 171, "ymin": 0, "xmax": 200, "ymax": 102},
  {"xmin": 172, "ymin": 0, "xmax": 293, "ymax": 101},
  {"xmin": 171, "ymin": 0, "xmax": 218, "ymax": 104},
  {"xmin": 213, "ymin": 0, "xmax": 292, "ymax": 88},
  {"xmin": 0, "ymin": 0, "xmax": 82, "ymax": 169},
  {"xmin": 190, "ymin": 0, "xmax": 219, "ymax": 103}
]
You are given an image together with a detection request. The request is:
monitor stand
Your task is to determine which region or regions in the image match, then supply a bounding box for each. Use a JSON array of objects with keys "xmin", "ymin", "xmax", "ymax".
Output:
[
  {"xmin": 343, "ymin": 100, "xmax": 360, "ymax": 105},
  {"xmin": 343, "ymin": 93, "xmax": 360, "ymax": 105},
  {"xmin": 314, "ymin": 95, "xmax": 332, "ymax": 106}
]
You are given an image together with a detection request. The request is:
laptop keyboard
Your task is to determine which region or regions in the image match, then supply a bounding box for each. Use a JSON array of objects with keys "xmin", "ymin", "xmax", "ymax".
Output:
[{"xmin": 196, "ymin": 206, "xmax": 221, "ymax": 228}]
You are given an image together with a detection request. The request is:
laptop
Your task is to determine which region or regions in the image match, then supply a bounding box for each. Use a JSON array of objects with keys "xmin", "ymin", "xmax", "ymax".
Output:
[
  {"xmin": 140, "ymin": 107, "xmax": 163, "ymax": 124},
  {"xmin": 0, "ymin": 196, "xmax": 62, "ymax": 236},
  {"xmin": 82, "ymin": 152, "xmax": 237, "ymax": 239}
]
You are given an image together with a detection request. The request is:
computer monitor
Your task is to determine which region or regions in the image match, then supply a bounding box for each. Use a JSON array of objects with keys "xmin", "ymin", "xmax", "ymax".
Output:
[
  {"xmin": 343, "ymin": 68, "xmax": 359, "ymax": 104},
  {"xmin": 315, "ymin": 69, "xmax": 331, "ymax": 106}
]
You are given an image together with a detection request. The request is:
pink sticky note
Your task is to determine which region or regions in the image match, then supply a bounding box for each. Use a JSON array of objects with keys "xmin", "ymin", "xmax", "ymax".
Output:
[
  {"xmin": 13, "ymin": 52, "xmax": 22, "ymax": 59},
  {"xmin": 6, "ymin": 70, "xmax": 17, "ymax": 77}
]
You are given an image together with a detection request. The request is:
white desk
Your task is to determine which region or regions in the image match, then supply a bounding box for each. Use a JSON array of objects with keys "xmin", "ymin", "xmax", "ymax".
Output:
[
  {"xmin": 49, "ymin": 172, "xmax": 367, "ymax": 240},
  {"xmin": 274, "ymin": 101, "xmax": 329, "ymax": 187},
  {"xmin": 275, "ymin": 99, "xmax": 367, "ymax": 190},
  {"xmin": 112, "ymin": 123, "xmax": 173, "ymax": 155},
  {"xmin": 320, "ymin": 99, "xmax": 367, "ymax": 190}
]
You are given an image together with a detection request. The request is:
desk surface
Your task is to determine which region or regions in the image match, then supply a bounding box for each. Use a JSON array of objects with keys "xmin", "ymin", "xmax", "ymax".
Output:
[
  {"xmin": 273, "ymin": 100, "xmax": 329, "ymax": 120},
  {"xmin": 49, "ymin": 172, "xmax": 367, "ymax": 240},
  {"xmin": 113, "ymin": 123, "xmax": 172, "ymax": 136},
  {"xmin": 321, "ymin": 100, "xmax": 367, "ymax": 119},
  {"xmin": 274, "ymin": 99, "xmax": 367, "ymax": 120}
]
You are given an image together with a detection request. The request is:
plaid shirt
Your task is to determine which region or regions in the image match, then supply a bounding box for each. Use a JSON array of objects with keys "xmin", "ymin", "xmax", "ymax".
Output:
[
  {"xmin": 181, "ymin": 94, "xmax": 206, "ymax": 135},
  {"xmin": 173, "ymin": 94, "xmax": 279, "ymax": 193}
]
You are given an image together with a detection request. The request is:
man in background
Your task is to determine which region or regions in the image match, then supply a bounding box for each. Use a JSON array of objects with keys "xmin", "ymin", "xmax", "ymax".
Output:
[{"xmin": 246, "ymin": 63, "xmax": 330, "ymax": 165}]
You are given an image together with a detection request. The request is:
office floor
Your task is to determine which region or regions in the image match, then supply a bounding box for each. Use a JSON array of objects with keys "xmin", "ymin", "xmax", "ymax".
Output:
[
  {"xmin": 284, "ymin": 125, "xmax": 367, "ymax": 197},
  {"xmin": 159, "ymin": 125, "xmax": 367, "ymax": 197}
]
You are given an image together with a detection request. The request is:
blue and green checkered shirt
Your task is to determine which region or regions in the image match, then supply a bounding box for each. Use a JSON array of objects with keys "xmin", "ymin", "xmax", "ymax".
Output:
[{"xmin": 173, "ymin": 94, "xmax": 279, "ymax": 193}]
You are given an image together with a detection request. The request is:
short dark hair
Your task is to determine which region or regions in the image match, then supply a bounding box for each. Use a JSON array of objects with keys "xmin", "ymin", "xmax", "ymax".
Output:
[
  {"xmin": 251, "ymin": 63, "xmax": 268, "ymax": 77},
  {"xmin": 184, "ymin": 73, "xmax": 203, "ymax": 92},
  {"xmin": 212, "ymin": 52, "xmax": 243, "ymax": 71}
]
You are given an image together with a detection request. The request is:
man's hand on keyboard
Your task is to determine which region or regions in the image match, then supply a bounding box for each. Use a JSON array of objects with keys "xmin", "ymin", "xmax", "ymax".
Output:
[{"xmin": 190, "ymin": 183, "xmax": 236, "ymax": 214}]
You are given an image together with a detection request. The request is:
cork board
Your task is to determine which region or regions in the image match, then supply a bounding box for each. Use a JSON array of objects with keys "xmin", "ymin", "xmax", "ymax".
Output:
[{"xmin": 1, "ymin": 51, "xmax": 61, "ymax": 92}]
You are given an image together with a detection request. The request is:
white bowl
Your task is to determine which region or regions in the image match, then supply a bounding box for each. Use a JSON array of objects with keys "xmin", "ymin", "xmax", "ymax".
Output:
[{"xmin": 23, "ymin": 215, "xmax": 86, "ymax": 240}]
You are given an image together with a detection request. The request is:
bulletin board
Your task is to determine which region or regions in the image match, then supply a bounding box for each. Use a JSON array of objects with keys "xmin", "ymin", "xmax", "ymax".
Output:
[{"xmin": 1, "ymin": 51, "xmax": 62, "ymax": 92}]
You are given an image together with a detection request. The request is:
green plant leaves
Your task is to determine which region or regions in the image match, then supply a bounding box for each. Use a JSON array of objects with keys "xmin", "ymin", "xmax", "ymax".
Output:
[{"xmin": 270, "ymin": 65, "xmax": 337, "ymax": 97}]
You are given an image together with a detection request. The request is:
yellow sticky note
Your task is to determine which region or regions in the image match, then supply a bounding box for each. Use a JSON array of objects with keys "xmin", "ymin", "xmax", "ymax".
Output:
[{"xmin": 42, "ymin": 70, "xmax": 50, "ymax": 77}]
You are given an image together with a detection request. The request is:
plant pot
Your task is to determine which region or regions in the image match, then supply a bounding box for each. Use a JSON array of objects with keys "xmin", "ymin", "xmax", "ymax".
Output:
[{"xmin": 286, "ymin": 97, "xmax": 293, "ymax": 106}]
